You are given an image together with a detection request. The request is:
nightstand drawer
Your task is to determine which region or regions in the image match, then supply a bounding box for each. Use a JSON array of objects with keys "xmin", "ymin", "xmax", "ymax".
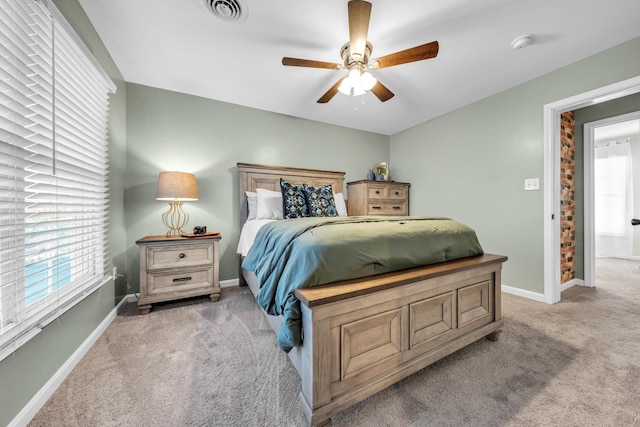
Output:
[
  {"xmin": 146, "ymin": 266, "xmax": 214, "ymax": 296},
  {"xmin": 367, "ymin": 185, "xmax": 389, "ymax": 199},
  {"xmin": 367, "ymin": 201, "xmax": 408, "ymax": 216},
  {"xmin": 146, "ymin": 242, "xmax": 213, "ymax": 270}
]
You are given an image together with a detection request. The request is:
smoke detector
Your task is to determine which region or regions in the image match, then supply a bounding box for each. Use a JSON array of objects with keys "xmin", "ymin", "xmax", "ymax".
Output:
[
  {"xmin": 205, "ymin": 0, "xmax": 248, "ymax": 23},
  {"xmin": 511, "ymin": 34, "xmax": 533, "ymax": 50}
]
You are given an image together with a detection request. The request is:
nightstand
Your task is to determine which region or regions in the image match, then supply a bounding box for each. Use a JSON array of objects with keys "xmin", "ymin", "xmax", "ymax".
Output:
[
  {"xmin": 136, "ymin": 234, "xmax": 221, "ymax": 314},
  {"xmin": 347, "ymin": 180, "xmax": 410, "ymax": 216}
]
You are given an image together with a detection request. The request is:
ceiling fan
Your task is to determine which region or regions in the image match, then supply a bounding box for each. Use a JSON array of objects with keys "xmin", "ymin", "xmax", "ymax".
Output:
[{"xmin": 282, "ymin": 0, "xmax": 439, "ymax": 104}]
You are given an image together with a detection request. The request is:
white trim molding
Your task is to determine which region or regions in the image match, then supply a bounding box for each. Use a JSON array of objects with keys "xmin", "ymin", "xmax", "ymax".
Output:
[
  {"xmin": 502, "ymin": 284, "xmax": 545, "ymax": 303},
  {"xmin": 584, "ymin": 111, "xmax": 640, "ymax": 288},
  {"xmin": 221, "ymin": 278, "xmax": 239, "ymax": 288},
  {"xmin": 8, "ymin": 295, "xmax": 131, "ymax": 427},
  {"xmin": 560, "ymin": 278, "xmax": 587, "ymax": 292},
  {"xmin": 543, "ymin": 75, "xmax": 640, "ymax": 305}
]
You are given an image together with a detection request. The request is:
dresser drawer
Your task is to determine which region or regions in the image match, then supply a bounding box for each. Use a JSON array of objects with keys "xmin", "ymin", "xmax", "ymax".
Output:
[
  {"xmin": 146, "ymin": 242, "xmax": 213, "ymax": 270},
  {"xmin": 388, "ymin": 186, "xmax": 408, "ymax": 200},
  {"xmin": 367, "ymin": 185, "xmax": 389, "ymax": 199},
  {"xmin": 367, "ymin": 201, "xmax": 408, "ymax": 216}
]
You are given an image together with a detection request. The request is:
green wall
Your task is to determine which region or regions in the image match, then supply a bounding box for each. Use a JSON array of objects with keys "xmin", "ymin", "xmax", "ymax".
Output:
[
  {"xmin": 0, "ymin": 1, "xmax": 127, "ymax": 425},
  {"xmin": 390, "ymin": 37, "xmax": 640, "ymax": 294},
  {"xmin": 124, "ymin": 83, "xmax": 389, "ymax": 286}
]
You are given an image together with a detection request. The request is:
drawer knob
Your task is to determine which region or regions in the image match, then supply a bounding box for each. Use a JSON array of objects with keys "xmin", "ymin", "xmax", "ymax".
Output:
[
  {"xmin": 173, "ymin": 276, "xmax": 192, "ymax": 282},
  {"xmin": 178, "ymin": 253, "xmax": 186, "ymax": 258},
  {"xmin": 395, "ymin": 191, "xmax": 399, "ymax": 195},
  {"xmin": 372, "ymin": 206, "xmax": 381, "ymax": 209},
  {"xmin": 375, "ymin": 190, "xmax": 380, "ymax": 194},
  {"xmin": 393, "ymin": 206, "xmax": 401, "ymax": 209}
]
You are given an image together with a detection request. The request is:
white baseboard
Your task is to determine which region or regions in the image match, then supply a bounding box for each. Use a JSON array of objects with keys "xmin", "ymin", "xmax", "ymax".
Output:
[
  {"xmin": 560, "ymin": 278, "xmax": 586, "ymax": 292},
  {"xmin": 597, "ymin": 255, "xmax": 640, "ymax": 261},
  {"xmin": 9, "ymin": 294, "xmax": 131, "ymax": 427},
  {"xmin": 501, "ymin": 284, "xmax": 546, "ymax": 303},
  {"xmin": 221, "ymin": 278, "xmax": 239, "ymax": 288}
]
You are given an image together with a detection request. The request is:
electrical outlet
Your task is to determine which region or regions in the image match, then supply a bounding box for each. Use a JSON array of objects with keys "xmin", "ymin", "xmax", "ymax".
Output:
[{"xmin": 524, "ymin": 178, "xmax": 539, "ymax": 191}]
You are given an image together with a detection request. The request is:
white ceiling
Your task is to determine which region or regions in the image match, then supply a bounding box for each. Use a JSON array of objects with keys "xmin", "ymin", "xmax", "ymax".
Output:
[{"xmin": 78, "ymin": 0, "xmax": 640, "ymax": 136}]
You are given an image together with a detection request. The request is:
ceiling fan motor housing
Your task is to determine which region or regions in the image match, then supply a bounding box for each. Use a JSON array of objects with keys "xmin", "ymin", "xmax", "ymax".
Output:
[{"xmin": 341, "ymin": 41, "xmax": 373, "ymax": 70}]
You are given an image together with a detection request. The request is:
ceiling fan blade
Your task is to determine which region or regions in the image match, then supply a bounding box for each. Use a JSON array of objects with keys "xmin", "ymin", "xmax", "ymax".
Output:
[
  {"xmin": 373, "ymin": 41, "xmax": 439, "ymax": 69},
  {"xmin": 317, "ymin": 78, "xmax": 345, "ymax": 103},
  {"xmin": 370, "ymin": 80, "xmax": 394, "ymax": 102},
  {"xmin": 282, "ymin": 57, "xmax": 342, "ymax": 69},
  {"xmin": 348, "ymin": 0, "xmax": 372, "ymax": 60}
]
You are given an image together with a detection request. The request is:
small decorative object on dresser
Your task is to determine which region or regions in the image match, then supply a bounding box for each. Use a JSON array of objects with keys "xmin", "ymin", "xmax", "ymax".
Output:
[
  {"xmin": 367, "ymin": 169, "xmax": 374, "ymax": 180},
  {"xmin": 347, "ymin": 180, "xmax": 410, "ymax": 216},
  {"xmin": 136, "ymin": 234, "xmax": 221, "ymax": 314},
  {"xmin": 372, "ymin": 163, "xmax": 387, "ymax": 181}
]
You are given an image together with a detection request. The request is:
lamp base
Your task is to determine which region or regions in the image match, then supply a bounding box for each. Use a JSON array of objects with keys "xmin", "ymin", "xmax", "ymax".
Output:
[{"xmin": 161, "ymin": 200, "xmax": 189, "ymax": 237}]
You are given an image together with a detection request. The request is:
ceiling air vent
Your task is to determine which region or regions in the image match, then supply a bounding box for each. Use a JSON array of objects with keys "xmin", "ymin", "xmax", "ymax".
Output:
[{"xmin": 205, "ymin": 0, "xmax": 247, "ymax": 23}]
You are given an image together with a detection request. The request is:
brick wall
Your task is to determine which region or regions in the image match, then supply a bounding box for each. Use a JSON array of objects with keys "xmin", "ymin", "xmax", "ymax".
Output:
[{"xmin": 560, "ymin": 111, "xmax": 575, "ymax": 284}]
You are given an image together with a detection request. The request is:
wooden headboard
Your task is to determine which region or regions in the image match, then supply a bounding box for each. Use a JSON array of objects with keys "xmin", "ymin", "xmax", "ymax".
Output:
[{"xmin": 237, "ymin": 162, "xmax": 346, "ymax": 227}]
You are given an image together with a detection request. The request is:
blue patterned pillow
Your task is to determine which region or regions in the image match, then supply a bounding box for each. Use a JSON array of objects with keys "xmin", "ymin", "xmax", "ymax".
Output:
[
  {"xmin": 280, "ymin": 179, "xmax": 309, "ymax": 219},
  {"xmin": 304, "ymin": 184, "xmax": 338, "ymax": 217}
]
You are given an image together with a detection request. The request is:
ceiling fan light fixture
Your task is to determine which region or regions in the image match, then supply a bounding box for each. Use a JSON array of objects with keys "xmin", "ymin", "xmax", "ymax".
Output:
[
  {"xmin": 353, "ymin": 82, "xmax": 366, "ymax": 96},
  {"xmin": 338, "ymin": 78, "xmax": 352, "ymax": 95},
  {"xmin": 338, "ymin": 69, "xmax": 374, "ymax": 96},
  {"xmin": 361, "ymin": 71, "xmax": 377, "ymax": 90}
]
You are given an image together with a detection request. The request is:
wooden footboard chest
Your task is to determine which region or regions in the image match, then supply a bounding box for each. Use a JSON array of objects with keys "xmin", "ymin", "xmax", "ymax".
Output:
[{"xmin": 294, "ymin": 254, "xmax": 506, "ymax": 426}]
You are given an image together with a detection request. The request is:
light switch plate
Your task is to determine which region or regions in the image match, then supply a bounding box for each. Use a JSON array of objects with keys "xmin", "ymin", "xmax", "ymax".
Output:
[{"xmin": 524, "ymin": 178, "xmax": 539, "ymax": 191}]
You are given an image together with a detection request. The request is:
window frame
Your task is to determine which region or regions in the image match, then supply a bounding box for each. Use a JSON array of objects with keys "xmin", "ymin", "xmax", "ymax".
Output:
[{"xmin": 0, "ymin": 0, "xmax": 115, "ymax": 361}]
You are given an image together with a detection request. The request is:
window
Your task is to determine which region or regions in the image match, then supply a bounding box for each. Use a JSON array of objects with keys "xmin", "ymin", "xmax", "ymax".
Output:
[
  {"xmin": 0, "ymin": 0, "xmax": 115, "ymax": 361},
  {"xmin": 594, "ymin": 150, "xmax": 628, "ymax": 236}
]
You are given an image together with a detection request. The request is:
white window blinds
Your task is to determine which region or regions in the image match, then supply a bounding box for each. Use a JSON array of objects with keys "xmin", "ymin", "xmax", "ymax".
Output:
[{"xmin": 0, "ymin": 0, "xmax": 115, "ymax": 361}]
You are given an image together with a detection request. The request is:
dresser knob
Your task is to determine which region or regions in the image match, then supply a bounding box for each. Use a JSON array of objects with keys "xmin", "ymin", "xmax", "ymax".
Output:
[
  {"xmin": 179, "ymin": 253, "xmax": 186, "ymax": 258},
  {"xmin": 395, "ymin": 191, "xmax": 399, "ymax": 195},
  {"xmin": 375, "ymin": 190, "xmax": 380, "ymax": 194}
]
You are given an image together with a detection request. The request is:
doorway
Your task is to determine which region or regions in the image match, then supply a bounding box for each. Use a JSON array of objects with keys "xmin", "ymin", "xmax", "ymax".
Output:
[
  {"xmin": 543, "ymin": 75, "xmax": 640, "ymax": 304},
  {"xmin": 584, "ymin": 112, "xmax": 640, "ymax": 286}
]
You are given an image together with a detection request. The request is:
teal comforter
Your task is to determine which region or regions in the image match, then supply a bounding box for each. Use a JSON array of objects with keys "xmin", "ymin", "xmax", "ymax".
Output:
[{"xmin": 242, "ymin": 216, "xmax": 484, "ymax": 352}]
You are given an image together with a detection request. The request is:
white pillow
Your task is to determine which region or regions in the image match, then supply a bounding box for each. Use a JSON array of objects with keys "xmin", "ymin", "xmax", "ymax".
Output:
[
  {"xmin": 256, "ymin": 188, "xmax": 283, "ymax": 219},
  {"xmin": 246, "ymin": 191, "xmax": 257, "ymax": 220},
  {"xmin": 335, "ymin": 192, "xmax": 347, "ymax": 217}
]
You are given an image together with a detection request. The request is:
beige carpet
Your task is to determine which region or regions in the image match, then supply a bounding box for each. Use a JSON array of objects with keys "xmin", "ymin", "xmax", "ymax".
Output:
[{"xmin": 29, "ymin": 258, "xmax": 640, "ymax": 426}]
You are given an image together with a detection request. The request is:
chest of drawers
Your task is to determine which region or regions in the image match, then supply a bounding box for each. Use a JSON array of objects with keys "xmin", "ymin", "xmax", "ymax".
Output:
[
  {"xmin": 136, "ymin": 234, "xmax": 221, "ymax": 314},
  {"xmin": 347, "ymin": 180, "xmax": 410, "ymax": 216}
]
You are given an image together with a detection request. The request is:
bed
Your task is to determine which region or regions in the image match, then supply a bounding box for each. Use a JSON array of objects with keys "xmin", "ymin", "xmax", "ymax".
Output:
[{"xmin": 237, "ymin": 162, "xmax": 507, "ymax": 426}]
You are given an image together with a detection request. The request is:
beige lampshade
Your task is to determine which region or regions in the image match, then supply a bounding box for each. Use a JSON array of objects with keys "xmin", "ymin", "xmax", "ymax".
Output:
[{"xmin": 156, "ymin": 171, "xmax": 199, "ymax": 201}]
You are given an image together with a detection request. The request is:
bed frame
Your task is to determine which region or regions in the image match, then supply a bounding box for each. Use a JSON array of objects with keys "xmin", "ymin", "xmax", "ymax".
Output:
[{"xmin": 237, "ymin": 163, "xmax": 507, "ymax": 426}]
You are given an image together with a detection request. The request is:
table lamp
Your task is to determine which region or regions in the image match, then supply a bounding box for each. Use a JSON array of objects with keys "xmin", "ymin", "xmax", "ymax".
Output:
[{"xmin": 156, "ymin": 171, "xmax": 199, "ymax": 236}]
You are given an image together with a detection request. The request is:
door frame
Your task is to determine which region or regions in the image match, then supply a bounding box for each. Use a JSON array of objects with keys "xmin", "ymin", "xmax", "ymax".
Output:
[
  {"xmin": 543, "ymin": 75, "xmax": 640, "ymax": 304},
  {"xmin": 583, "ymin": 111, "xmax": 640, "ymax": 287}
]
